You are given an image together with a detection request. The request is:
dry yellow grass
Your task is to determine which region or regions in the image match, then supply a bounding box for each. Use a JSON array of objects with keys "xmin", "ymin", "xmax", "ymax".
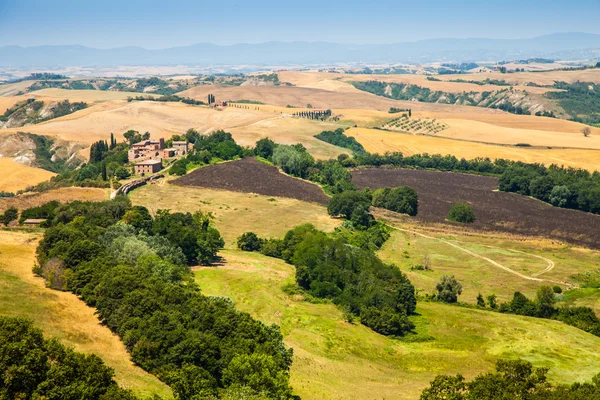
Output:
[
  {"xmin": 0, "ymin": 158, "xmax": 55, "ymax": 192},
  {"xmin": 278, "ymin": 70, "xmax": 556, "ymax": 94},
  {"xmin": 346, "ymin": 127, "xmax": 600, "ymax": 171},
  {"xmin": 0, "ymin": 187, "xmax": 109, "ymax": 213},
  {"xmin": 29, "ymin": 88, "xmax": 157, "ymax": 102},
  {"xmin": 0, "ymin": 81, "xmax": 34, "ymax": 97},
  {"xmin": 0, "ymin": 230, "xmax": 172, "ymax": 398},
  {"xmin": 129, "ymin": 184, "xmax": 340, "ymax": 246},
  {"xmin": 181, "ymin": 84, "xmax": 503, "ymax": 113}
]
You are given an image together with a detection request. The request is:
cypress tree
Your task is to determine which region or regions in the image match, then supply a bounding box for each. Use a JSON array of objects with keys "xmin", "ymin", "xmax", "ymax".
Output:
[{"xmin": 101, "ymin": 161, "xmax": 107, "ymax": 180}]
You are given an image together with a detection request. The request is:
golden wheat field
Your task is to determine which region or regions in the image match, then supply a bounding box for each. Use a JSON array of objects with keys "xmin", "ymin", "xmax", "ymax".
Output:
[
  {"xmin": 0, "ymin": 158, "xmax": 56, "ymax": 192},
  {"xmin": 346, "ymin": 127, "xmax": 600, "ymax": 171}
]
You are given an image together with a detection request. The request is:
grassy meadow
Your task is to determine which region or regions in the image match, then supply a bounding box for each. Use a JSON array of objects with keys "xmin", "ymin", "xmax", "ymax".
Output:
[{"xmin": 196, "ymin": 248, "xmax": 600, "ymax": 400}]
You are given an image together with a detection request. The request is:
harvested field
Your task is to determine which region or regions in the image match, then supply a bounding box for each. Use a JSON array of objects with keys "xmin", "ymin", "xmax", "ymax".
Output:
[
  {"xmin": 180, "ymin": 84, "xmax": 504, "ymax": 113},
  {"xmin": 172, "ymin": 157, "xmax": 329, "ymax": 205},
  {"xmin": 346, "ymin": 127, "xmax": 600, "ymax": 171},
  {"xmin": 0, "ymin": 187, "xmax": 109, "ymax": 213},
  {"xmin": 0, "ymin": 158, "xmax": 56, "ymax": 192},
  {"xmin": 352, "ymin": 168, "xmax": 600, "ymax": 249}
]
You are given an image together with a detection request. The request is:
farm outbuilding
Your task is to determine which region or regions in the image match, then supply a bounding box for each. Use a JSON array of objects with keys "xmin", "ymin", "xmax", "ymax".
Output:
[{"xmin": 134, "ymin": 159, "xmax": 163, "ymax": 176}]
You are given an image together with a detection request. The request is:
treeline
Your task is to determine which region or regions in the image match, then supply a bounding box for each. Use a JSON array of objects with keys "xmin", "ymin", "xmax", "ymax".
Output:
[
  {"xmin": 127, "ymin": 94, "xmax": 205, "ymax": 105},
  {"xmin": 11, "ymin": 72, "xmax": 68, "ymax": 82},
  {"xmin": 35, "ymin": 197, "xmax": 293, "ymax": 399},
  {"xmin": 312, "ymin": 129, "xmax": 600, "ymax": 215},
  {"xmin": 239, "ymin": 224, "xmax": 416, "ymax": 336},
  {"xmin": 420, "ymin": 359, "xmax": 600, "ymax": 400},
  {"xmin": 448, "ymin": 78, "xmax": 511, "ymax": 86},
  {"xmin": 0, "ymin": 316, "xmax": 137, "ymax": 399},
  {"xmin": 440, "ymin": 62, "xmax": 479, "ymax": 70},
  {"xmin": 292, "ymin": 109, "xmax": 332, "ymax": 120},
  {"xmin": 314, "ymin": 128, "xmax": 366, "ymax": 153},
  {"xmin": 494, "ymin": 287, "xmax": 600, "ymax": 337},
  {"xmin": 168, "ymin": 130, "xmax": 246, "ymax": 176}
]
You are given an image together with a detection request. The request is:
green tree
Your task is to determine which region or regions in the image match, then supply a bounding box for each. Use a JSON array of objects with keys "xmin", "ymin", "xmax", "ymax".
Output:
[
  {"xmin": 254, "ymin": 138, "xmax": 276, "ymax": 160},
  {"xmin": 1, "ymin": 207, "xmax": 18, "ymax": 226},
  {"xmin": 101, "ymin": 162, "xmax": 108, "ymax": 181},
  {"xmin": 535, "ymin": 285, "xmax": 556, "ymax": 318},
  {"xmin": 435, "ymin": 275, "xmax": 462, "ymax": 303},
  {"xmin": 447, "ymin": 203, "xmax": 475, "ymax": 223},
  {"xmin": 222, "ymin": 353, "xmax": 292, "ymax": 400},
  {"xmin": 487, "ymin": 294, "xmax": 497, "ymax": 309},
  {"xmin": 327, "ymin": 190, "xmax": 371, "ymax": 219},
  {"xmin": 476, "ymin": 293, "xmax": 485, "ymax": 308},
  {"xmin": 237, "ymin": 232, "xmax": 264, "ymax": 252},
  {"xmin": 114, "ymin": 166, "xmax": 131, "ymax": 180}
]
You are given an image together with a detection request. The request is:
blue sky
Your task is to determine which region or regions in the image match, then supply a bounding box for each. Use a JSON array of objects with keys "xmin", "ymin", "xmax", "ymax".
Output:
[{"xmin": 1, "ymin": 0, "xmax": 599, "ymax": 48}]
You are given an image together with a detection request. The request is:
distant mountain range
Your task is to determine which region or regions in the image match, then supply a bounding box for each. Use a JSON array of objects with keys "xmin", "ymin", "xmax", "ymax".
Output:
[{"xmin": 1, "ymin": 33, "xmax": 600, "ymax": 68}]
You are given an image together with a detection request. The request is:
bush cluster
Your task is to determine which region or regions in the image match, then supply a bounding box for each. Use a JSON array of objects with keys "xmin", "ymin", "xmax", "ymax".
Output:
[
  {"xmin": 239, "ymin": 224, "xmax": 416, "ymax": 337},
  {"xmin": 0, "ymin": 316, "xmax": 136, "ymax": 399}
]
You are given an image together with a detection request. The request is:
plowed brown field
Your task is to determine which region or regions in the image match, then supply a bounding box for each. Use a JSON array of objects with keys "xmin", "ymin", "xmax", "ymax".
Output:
[
  {"xmin": 172, "ymin": 157, "xmax": 329, "ymax": 205},
  {"xmin": 352, "ymin": 168, "xmax": 600, "ymax": 249}
]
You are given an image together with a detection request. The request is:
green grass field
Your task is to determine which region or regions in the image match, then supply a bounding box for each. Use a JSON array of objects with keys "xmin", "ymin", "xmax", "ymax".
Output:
[
  {"xmin": 195, "ymin": 248, "xmax": 600, "ymax": 400},
  {"xmin": 0, "ymin": 230, "xmax": 172, "ymax": 399},
  {"xmin": 378, "ymin": 227, "xmax": 600, "ymax": 305}
]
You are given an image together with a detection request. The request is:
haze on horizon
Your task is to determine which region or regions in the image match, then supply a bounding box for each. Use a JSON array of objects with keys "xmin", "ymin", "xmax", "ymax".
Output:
[{"xmin": 1, "ymin": 0, "xmax": 600, "ymax": 49}]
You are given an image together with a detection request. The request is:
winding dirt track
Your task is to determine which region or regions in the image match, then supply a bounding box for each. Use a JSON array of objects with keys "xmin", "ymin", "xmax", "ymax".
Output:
[{"xmin": 390, "ymin": 226, "xmax": 572, "ymax": 288}]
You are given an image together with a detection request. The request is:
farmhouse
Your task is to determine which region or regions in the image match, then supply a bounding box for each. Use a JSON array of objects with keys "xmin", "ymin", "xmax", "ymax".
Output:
[
  {"xmin": 128, "ymin": 138, "xmax": 165, "ymax": 162},
  {"xmin": 134, "ymin": 159, "xmax": 163, "ymax": 176},
  {"xmin": 172, "ymin": 141, "xmax": 190, "ymax": 155},
  {"xmin": 162, "ymin": 148, "xmax": 176, "ymax": 158}
]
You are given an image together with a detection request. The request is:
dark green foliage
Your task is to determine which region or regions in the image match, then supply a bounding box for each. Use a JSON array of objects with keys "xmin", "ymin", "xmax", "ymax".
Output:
[
  {"xmin": 123, "ymin": 130, "xmax": 150, "ymax": 145},
  {"xmin": 0, "ymin": 316, "xmax": 136, "ymax": 399},
  {"xmin": 151, "ymin": 209, "xmax": 224, "ymax": 264},
  {"xmin": 327, "ymin": 190, "xmax": 371, "ymax": 219},
  {"xmin": 271, "ymin": 144, "xmax": 315, "ymax": 179},
  {"xmin": 13, "ymin": 72, "xmax": 68, "ymax": 81},
  {"xmin": 127, "ymin": 95, "xmax": 205, "ymax": 105},
  {"xmin": 19, "ymin": 201, "xmax": 59, "ymax": 224},
  {"xmin": 476, "ymin": 293, "xmax": 485, "ymax": 307},
  {"xmin": 194, "ymin": 130, "xmax": 243, "ymax": 161},
  {"xmin": 447, "ymin": 203, "xmax": 476, "ymax": 223},
  {"xmin": 260, "ymin": 224, "xmax": 416, "ymax": 336},
  {"xmin": 168, "ymin": 159, "xmax": 189, "ymax": 176},
  {"xmin": 314, "ymin": 128, "xmax": 366, "ymax": 154},
  {"xmin": 35, "ymin": 199, "xmax": 293, "ymax": 398},
  {"xmin": 0, "ymin": 191, "xmax": 15, "ymax": 198},
  {"xmin": 237, "ymin": 232, "xmax": 264, "ymax": 252},
  {"xmin": 1, "ymin": 207, "xmax": 18, "ymax": 226},
  {"xmin": 420, "ymin": 359, "xmax": 559, "ymax": 400},
  {"xmin": 546, "ymin": 81, "xmax": 600, "ymax": 125},
  {"xmin": 371, "ymin": 186, "xmax": 418, "ymax": 216},
  {"xmin": 435, "ymin": 275, "xmax": 462, "ymax": 303},
  {"xmin": 552, "ymin": 285, "xmax": 562, "ymax": 294},
  {"xmin": 254, "ymin": 138, "xmax": 276, "ymax": 160}
]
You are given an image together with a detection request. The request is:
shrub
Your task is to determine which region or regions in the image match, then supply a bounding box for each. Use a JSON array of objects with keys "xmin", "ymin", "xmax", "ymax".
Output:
[
  {"xmin": 327, "ymin": 190, "xmax": 371, "ymax": 219},
  {"xmin": 447, "ymin": 202, "xmax": 475, "ymax": 223},
  {"xmin": 552, "ymin": 285, "xmax": 563, "ymax": 294},
  {"xmin": 371, "ymin": 186, "xmax": 418, "ymax": 216},
  {"xmin": 435, "ymin": 275, "xmax": 462, "ymax": 303},
  {"xmin": 1, "ymin": 207, "xmax": 18, "ymax": 226},
  {"xmin": 237, "ymin": 232, "xmax": 264, "ymax": 252}
]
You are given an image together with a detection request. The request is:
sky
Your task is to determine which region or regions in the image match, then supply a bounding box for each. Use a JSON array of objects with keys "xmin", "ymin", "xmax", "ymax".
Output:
[{"xmin": 1, "ymin": 0, "xmax": 599, "ymax": 48}]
